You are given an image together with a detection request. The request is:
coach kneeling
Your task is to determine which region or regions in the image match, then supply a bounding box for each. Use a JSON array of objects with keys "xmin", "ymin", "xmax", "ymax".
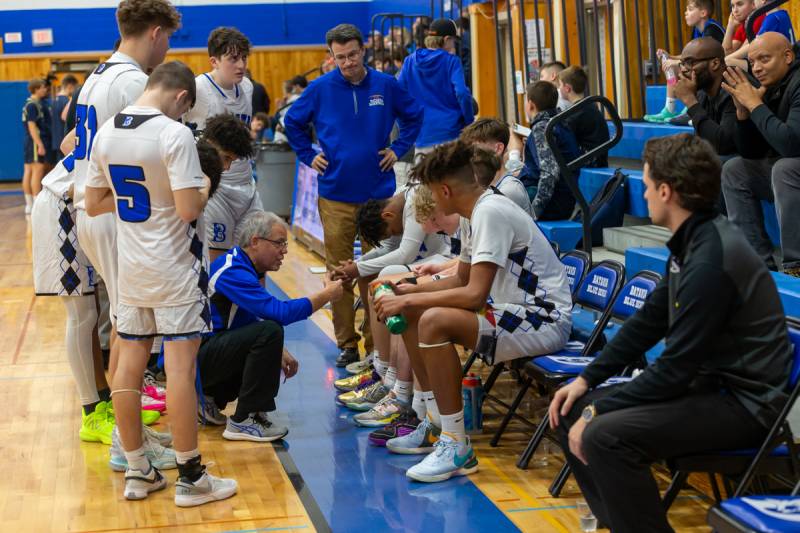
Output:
[{"xmin": 198, "ymin": 211, "xmax": 343, "ymax": 442}]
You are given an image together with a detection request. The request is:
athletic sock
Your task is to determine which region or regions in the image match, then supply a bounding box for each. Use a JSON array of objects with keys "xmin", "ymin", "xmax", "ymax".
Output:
[
  {"xmin": 98, "ymin": 388, "xmax": 111, "ymax": 403},
  {"xmin": 392, "ymin": 379, "xmax": 412, "ymax": 403},
  {"xmin": 82, "ymin": 400, "xmax": 101, "ymax": 415},
  {"xmin": 440, "ymin": 410, "xmax": 467, "ymax": 442},
  {"xmin": 373, "ymin": 358, "xmax": 388, "ymax": 378},
  {"xmin": 423, "ymin": 391, "xmax": 441, "ymax": 427},
  {"xmin": 124, "ymin": 446, "xmax": 150, "ymax": 473},
  {"xmin": 24, "ymin": 194, "xmax": 32, "ymax": 208},
  {"xmin": 665, "ymin": 97, "xmax": 677, "ymax": 114},
  {"xmin": 412, "ymin": 390, "xmax": 427, "ymax": 420},
  {"xmin": 383, "ymin": 366, "xmax": 397, "ymax": 389}
]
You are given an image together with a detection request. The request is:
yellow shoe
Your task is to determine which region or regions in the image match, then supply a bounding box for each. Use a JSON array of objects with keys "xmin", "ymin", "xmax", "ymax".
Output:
[
  {"xmin": 105, "ymin": 402, "xmax": 161, "ymax": 426},
  {"xmin": 334, "ymin": 369, "xmax": 374, "ymax": 392},
  {"xmin": 337, "ymin": 374, "xmax": 379, "ymax": 405},
  {"xmin": 79, "ymin": 402, "xmax": 115, "ymax": 445}
]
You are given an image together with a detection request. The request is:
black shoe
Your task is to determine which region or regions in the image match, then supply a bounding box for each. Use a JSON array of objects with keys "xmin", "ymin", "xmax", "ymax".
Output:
[
  {"xmin": 668, "ymin": 113, "xmax": 691, "ymax": 126},
  {"xmin": 336, "ymin": 348, "xmax": 359, "ymax": 367}
]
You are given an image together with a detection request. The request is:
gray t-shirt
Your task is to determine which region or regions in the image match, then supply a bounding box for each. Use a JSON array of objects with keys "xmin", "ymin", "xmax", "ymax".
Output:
[{"xmin": 495, "ymin": 173, "xmax": 532, "ymax": 216}]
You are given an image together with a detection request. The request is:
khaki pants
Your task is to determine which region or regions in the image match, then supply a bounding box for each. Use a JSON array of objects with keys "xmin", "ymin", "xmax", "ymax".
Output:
[{"xmin": 318, "ymin": 197, "xmax": 373, "ymax": 352}]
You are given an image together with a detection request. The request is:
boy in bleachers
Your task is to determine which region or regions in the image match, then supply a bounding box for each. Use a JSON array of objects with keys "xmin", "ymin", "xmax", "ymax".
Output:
[
  {"xmin": 557, "ymin": 66, "xmax": 611, "ymax": 167},
  {"xmin": 460, "ymin": 118, "xmax": 531, "ymax": 214},
  {"xmin": 645, "ymin": 0, "xmax": 724, "ymax": 123},
  {"xmin": 374, "ymin": 140, "xmax": 572, "ymax": 482},
  {"xmin": 726, "ymin": 0, "xmax": 793, "ymax": 70},
  {"xmin": 522, "ymin": 81, "xmax": 582, "ymax": 220},
  {"xmin": 723, "ymin": 0, "xmax": 763, "ymax": 56},
  {"xmin": 538, "ymin": 61, "xmax": 571, "ymax": 111}
]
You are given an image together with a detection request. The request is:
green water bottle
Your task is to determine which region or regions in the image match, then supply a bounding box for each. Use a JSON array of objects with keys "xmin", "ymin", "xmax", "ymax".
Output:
[{"xmin": 372, "ymin": 282, "xmax": 407, "ymax": 335}]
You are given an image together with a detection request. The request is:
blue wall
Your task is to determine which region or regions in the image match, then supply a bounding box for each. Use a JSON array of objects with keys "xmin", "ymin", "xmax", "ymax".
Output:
[{"xmin": 0, "ymin": 82, "xmax": 29, "ymax": 181}]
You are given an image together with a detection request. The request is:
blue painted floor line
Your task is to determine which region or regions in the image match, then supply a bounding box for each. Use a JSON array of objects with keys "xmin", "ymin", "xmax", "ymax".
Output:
[
  {"xmin": 0, "ymin": 189, "xmax": 23, "ymax": 196},
  {"xmin": 265, "ymin": 277, "xmax": 521, "ymax": 532}
]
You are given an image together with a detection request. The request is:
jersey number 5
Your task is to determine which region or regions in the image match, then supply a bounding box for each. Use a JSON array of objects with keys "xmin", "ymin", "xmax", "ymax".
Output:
[
  {"xmin": 110, "ymin": 165, "xmax": 151, "ymax": 223},
  {"xmin": 74, "ymin": 104, "xmax": 98, "ymax": 160}
]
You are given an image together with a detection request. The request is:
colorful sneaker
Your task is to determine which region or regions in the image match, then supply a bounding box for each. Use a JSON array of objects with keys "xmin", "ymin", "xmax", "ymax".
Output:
[
  {"xmin": 109, "ymin": 427, "xmax": 177, "ymax": 472},
  {"xmin": 386, "ymin": 417, "xmax": 440, "ymax": 455},
  {"xmin": 354, "ymin": 396, "xmax": 411, "ymax": 427},
  {"xmin": 336, "ymin": 372, "xmax": 378, "ymax": 405},
  {"xmin": 143, "ymin": 372, "xmax": 167, "ymax": 401},
  {"xmin": 141, "ymin": 394, "xmax": 166, "ymax": 412},
  {"xmin": 222, "ymin": 413, "xmax": 289, "ymax": 443},
  {"xmin": 335, "ymin": 368, "xmax": 374, "ymax": 392},
  {"xmin": 643, "ymin": 106, "xmax": 680, "ymax": 123},
  {"xmin": 175, "ymin": 468, "xmax": 238, "ymax": 507},
  {"xmin": 79, "ymin": 402, "xmax": 115, "ymax": 445},
  {"xmin": 198, "ymin": 395, "xmax": 227, "ymax": 425},
  {"xmin": 345, "ymin": 353, "xmax": 374, "ymax": 375},
  {"xmin": 368, "ymin": 412, "xmax": 420, "ymax": 446},
  {"xmin": 345, "ymin": 382, "xmax": 389, "ymax": 412},
  {"xmin": 124, "ymin": 463, "xmax": 167, "ymax": 500},
  {"xmin": 405, "ymin": 434, "xmax": 478, "ymax": 483},
  {"xmin": 106, "ymin": 403, "xmax": 161, "ymax": 426}
]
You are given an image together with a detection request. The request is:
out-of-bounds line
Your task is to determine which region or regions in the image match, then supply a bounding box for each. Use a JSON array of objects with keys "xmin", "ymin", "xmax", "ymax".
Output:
[
  {"xmin": 506, "ymin": 495, "xmax": 709, "ymax": 514},
  {"xmin": 218, "ymin": 526, "xmax": 310, "ymax": 533}
]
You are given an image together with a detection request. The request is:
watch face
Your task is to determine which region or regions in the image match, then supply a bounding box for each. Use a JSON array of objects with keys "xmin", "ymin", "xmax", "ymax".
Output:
[{"xmin": 582, "ymin": 406, "xmax": 593, "ymax": 422}]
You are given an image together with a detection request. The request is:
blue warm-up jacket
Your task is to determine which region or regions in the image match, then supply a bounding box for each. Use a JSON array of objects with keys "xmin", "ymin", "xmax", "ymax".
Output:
[{"xmin": 284, "ymin": 67, "xmax": 423, "ymax": 203}]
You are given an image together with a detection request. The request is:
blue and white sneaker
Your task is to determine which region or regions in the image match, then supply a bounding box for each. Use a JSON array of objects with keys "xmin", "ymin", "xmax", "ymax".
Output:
[
  {"xmin": 109, "ymin": 426, "xmax": 177, "ymax": 472},
  {"xmin": 386, "ymin": 417, "xmax": 440, "ymax": 455},
  {"xmin": 222, "ymin": 413, "xmax": 288, "ymax": 443},
  {"xmin": 405, "ymin": 434, "xmax": 478, "ymax": 483}
]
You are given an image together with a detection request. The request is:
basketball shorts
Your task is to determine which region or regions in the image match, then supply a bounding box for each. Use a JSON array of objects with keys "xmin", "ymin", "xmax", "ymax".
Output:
[
  {"xmin": 24, "ymin": 140, "xmax": 42, "ymax": 164},
  {"xmin": 77, "ymin": 209, "xmax": 118, "ymax": 324},
  {"xmin": 117, "ymin": 299, "xmax": 211, "ymax": 340},
  {"xmin": 31, "ymin": 189, "xmax": 96, "ymax": 296},
  {"xmin": 475, "ymin": 303, "xmax": 571, "ymax": 364},
  {"xmin": 205, "ymin": 184, "xmax": 263, "ymax": 250}
]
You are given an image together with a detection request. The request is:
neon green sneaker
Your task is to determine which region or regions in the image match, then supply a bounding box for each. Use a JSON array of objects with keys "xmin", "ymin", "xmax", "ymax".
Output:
[
  {"xmin": 643, "ymin": 106, "xmax": 680, "ymax": 123},
  {"xmin": 106, "ymin": 402, "xmax": 161, "ymax": 426},
  {"xmin": 79, "ymin": 402, "xmax": 115, "ymax": 445}
]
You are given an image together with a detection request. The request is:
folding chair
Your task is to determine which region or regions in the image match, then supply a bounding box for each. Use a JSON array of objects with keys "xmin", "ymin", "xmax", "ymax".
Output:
[
  {"xmin": 707, "ymin": 480, "xmax": 800, "ymax": 532},
  {"xmin": 560, "ymin": 249, "xmax": 591, "ymax": 299}
]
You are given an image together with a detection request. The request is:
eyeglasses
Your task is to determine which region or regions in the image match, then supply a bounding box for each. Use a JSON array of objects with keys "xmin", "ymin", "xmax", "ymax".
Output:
[
  {"xmin": 679, "ymin": 56, "xmax": 717, "ymax": 69},
  {"xmin": 258, "ymin": 237, "xmax": 289, "ymax": 250},
  {"xmin": 333, "ymin": 50, "xmax": 363, "ymax": 64}
]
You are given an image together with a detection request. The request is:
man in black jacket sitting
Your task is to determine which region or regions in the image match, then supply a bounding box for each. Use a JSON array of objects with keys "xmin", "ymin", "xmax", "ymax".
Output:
[
  {"xmin": 549, "ymin": 134, "xmax": 792, "ymax": 533},
  {"xmin": 720, "ymin": 32, "xmax": 800, "ymax": 275}
]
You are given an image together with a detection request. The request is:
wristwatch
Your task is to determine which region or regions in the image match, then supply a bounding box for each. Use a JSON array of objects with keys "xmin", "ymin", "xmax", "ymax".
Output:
[{"xmin": 581, "ymin": 404, "xmax": 597, "ymax": 424}]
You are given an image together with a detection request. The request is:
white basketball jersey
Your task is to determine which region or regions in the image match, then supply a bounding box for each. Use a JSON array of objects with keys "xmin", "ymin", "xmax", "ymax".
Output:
[
  {"xmin": 41, "ymin": 152, "xmax": 76, "ymax": 198},
  {"xmin": 86, "ymin": 106, "xmax": 207, "ymax": 308},
  {"xmin": 73, "ymin": 51, "xmax": 148, "ymax": 210},
  {"xmin": 184, "ymin": 73, "xmax": 254, "ymax": 187}
]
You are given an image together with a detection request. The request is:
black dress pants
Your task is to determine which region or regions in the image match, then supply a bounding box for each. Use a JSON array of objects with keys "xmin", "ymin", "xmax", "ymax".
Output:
[
  {"xmin": 197, "ymin": 320, "xmax": 284, "ymax": 417},
  {"xmin": 556, "ymin": 385, "xmax": 767, "ymax": 533}
]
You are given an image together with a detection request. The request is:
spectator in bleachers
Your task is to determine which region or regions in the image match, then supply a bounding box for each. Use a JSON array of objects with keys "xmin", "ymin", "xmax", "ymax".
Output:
[
  {"xmin": 391, "ymin": 48, "xmax": 406, "ymax": 75},
  {"xmin": 723, "ymin": 0, "xmax": 764, "ymax": 56},
  {"xmin": 398, "ymin": 18, "xmax": 473, "ymax": 160},
  {"xmin": 645, "ymin": 0, "xmax": 724, "ymax": 124},
  {"xmin": 247, "ymin": 69, "xmax": 270, "ymax": 115},
  {"xmin": 673, "ymin": 37, "xmax": 738, "ymax": 156},
  {"xmin": 721, "ymin": 32, "xmax": 800, "ymax": 276},
  {"xmin": 522, "ymin": 81, "xmax": 581, "ymax": 220},
  {"xmin": 550, "ymin": 133, "xmax": 792, "ymax": 533},
  {"xmin": 272, "ymin": 75, "xmax": 307, "ymax": 144},
  {"xmin": 285, "ymin": 23, "xmax": 423, "ymax": 367},
  {"xmin": 726, "ymin": 0, "xmax": 793, "ymax": 70},
  {"xmin": 538, "ymin": 61, "xmax": 571, "ymax": 111},
  {"xmin": 557, "ymin": 66, "xmax": 611, "ymax": 167},
  {"xmin": 250, "ymin": 112, "xmax": 271, "ymax": 142}
]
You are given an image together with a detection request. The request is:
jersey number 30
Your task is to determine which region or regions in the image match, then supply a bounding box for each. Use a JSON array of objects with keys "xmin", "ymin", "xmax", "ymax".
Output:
[{"xmin": 110, "ymin": 165, "xmax": 151, "ymax": 223}]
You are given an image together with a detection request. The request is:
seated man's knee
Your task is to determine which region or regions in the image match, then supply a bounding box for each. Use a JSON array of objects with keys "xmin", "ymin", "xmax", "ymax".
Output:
[
  {"xmin": 721, "ymin": 156, "xmax": 747, "ymax": 188},
  {"xmin": 771, "ymin": 158, "xmax": 800, "ymax": 192}
]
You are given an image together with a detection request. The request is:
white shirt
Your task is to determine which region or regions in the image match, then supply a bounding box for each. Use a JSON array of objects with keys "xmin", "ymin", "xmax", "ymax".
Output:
[
  {"xmin": 41, "ymin": 153, "xmax": 76, "ymax": 198},
  {"xmin": 460, "ymin": 189, "xmax": 572, "ymax": 320},
  {"xmin": 183, "ymin": 73, "xmax": 254, "ymax": 188},
  {"xmin": 86, "ymin": 106, "xmax": 207, "ymax": 307},
  {"xmin": 73, "ymin": 51, "xmax": 148, "ymax": 209}
]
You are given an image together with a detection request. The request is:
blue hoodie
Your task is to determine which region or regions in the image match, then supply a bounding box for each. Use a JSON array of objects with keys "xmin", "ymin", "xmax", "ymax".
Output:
[
  {"xmin": 398, "ymin": 48, "xmax": 474, "ymax": 147},
  {"xmin": 285, "ymin": 67, "xmax": 423, "ymax": 203}
]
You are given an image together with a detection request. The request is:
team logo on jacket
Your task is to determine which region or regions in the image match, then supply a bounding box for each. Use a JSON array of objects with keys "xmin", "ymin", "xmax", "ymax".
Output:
[{"xmin": 369, "ymin": 94, "xmax": 385, "ymax": 107}]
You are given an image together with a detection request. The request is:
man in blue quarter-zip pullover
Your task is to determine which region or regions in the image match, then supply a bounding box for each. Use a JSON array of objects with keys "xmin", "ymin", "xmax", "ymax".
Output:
[
  {"xmin": 398, "ymin": 18, "xmax": 474, "ymax": 157},
  {"xmin": 197, "ymin": 212, "xmax": 343, "ymax": 442},
  {"xmin": 285, "ymin": 23, "xmax": 423, "ymax": 368}
]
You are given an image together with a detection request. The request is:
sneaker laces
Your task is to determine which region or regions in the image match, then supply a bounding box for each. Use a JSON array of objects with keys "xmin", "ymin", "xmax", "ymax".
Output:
[
  {"xmin": 433, "ymin": 436, "xmax": 458, "ymax": 458},
  {"xmin": 252, "ymin": 412, "xmax": 272, "ymax": 428}
]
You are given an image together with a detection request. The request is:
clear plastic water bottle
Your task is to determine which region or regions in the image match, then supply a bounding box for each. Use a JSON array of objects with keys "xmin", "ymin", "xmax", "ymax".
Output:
[
  {"xmin": 372, "ymin": 283, "xmax": 407, "ymax": 334},
  {"xmin": 658, "ymin": 50, "xmax": 677, "ymax": 86},
  {"xmin": 462, "ymin": 374, "xmax": 484, "ymax": 434},
  {"xmin": 505, "ymin": 149, "xmax": 525, "ymax": 173}
]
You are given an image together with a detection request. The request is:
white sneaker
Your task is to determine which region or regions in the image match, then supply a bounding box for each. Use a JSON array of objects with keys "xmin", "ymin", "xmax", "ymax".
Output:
[
  {"xmin": 124, "ymin": 464, "xmax": 167, "ymax": 500},
  {"xmin": 345, "ymin": 352, "xmax": 375, "ymax": 375},
  {"xmin": 143, "ymin": 423, "xmax": 172, "ymax": 448},
  {"xmin": 222, "ymin": 413, "xmax": 289, "ymax": 443},
  {"xmin": 24, "ymin": 204, "xmax": 31, "ymax": 215},
  {"xmin": 406, "ymin": 434, "xmax": 478, "ymax": 483},
  {"xmin": 110, "ymin": 427, "xmax": 177, "ymax": 472},
  {"xmin": 175, "ymin": 470, "xmax": 238, "ymax": 507}
]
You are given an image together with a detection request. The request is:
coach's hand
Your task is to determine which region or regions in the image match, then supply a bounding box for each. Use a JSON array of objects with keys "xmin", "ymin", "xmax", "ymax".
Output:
[
  {"xmin": 312, "ymin": 153, "xmax": 329, "ymax": 174},
  {"xmin": 324, "ymin": 272, "xmax": 344, "ymax": 302},
  {"xmin": 379, "ymin": 148, "xmax": 398, "ymax": 172},
  {"xmin": 282, "ymin": 350, "xmax": 299, "ymax": 379},
  {"xmin": 548, "ymin": 376, "xmax": 589, "ymax": 430}
]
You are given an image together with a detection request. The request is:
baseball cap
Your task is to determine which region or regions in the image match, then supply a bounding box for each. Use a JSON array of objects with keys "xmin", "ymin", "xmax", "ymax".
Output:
[{"xmin": 428, "ymin": 18, "xmax": 458, "ymax": 38}]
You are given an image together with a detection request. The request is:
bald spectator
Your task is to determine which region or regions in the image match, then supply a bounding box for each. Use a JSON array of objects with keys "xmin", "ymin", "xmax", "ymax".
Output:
[{"xmin": 721, "ymin": 32, "xmax": 800, "ymax": 276}]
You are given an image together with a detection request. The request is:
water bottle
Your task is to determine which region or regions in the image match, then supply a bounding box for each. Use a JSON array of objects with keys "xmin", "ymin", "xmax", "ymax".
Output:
[
  {"xmin": 462, "ymin": 374, "xmax": 485, "ymax": 434},
  {"xmin": 505, "ymin": 149, "xmax": 525, "ymax": 173},
  {"xmin": 372, "ymin": 283, "xmax": 407, "ymax": 335},
  {"xmin": 658, "ymin": 50, "xmax": 677, "ymax": 86}
]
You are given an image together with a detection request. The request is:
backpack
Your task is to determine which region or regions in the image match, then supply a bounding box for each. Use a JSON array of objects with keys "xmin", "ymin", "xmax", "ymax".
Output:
[{"xmin": 573, "ymin": 168, "xmax": 627, "ymax": 247}]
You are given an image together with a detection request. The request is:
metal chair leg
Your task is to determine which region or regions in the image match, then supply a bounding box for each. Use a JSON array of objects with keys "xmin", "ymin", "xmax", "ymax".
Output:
[
  {"xmin": 490, "ymin": 378, "xmax": 531, "ymax": 447},
  {"xmin": 517, "ymin": 415, "xmax": 549, "ymax": 470},
  {"xmin": 483, "ymin": 362, "xmax": 505, "ymax": 396},
  {"xmin": 709, "ymin": 473, "xmax": 723, "ymax": 503},
  {"xmin": 662, "ymin": 471, "xmax": 689, "ymax": 511},
  {"xmin": 462, "ymin": 350, "xmax": 478, "ymax": 376},
  {"xmin": 549, "ymin": 463, "xmax": 571, "ymax": 497}
]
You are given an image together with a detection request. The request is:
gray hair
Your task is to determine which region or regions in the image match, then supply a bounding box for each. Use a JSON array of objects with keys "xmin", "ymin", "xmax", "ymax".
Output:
[{"xmin": 237, "ymin": 211, "xmax": 288, "ymax": 248}]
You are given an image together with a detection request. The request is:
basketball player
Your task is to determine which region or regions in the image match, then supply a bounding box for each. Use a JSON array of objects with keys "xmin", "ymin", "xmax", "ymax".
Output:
[
  {"xmin": 183, "ymin": 27, "xmax": 261, "ymax": 262},
  {"xmin": 85, "ymin": 61, "xmax": 237, "ymax": 506}
]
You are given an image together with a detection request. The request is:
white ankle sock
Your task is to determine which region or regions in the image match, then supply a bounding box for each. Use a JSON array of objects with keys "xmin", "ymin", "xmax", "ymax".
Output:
[
  {"xmin": 24, "ymin": 194, "xmax": 32, "ymax": 208},
  {"xmin": 373, "ymin": 358, "xmax": 388, "ymax": 378},
  {"xmin": 383, "ymin": 366, "xmax": 397, "ymax": 389},
  {"xmin": 412, "ymin": 390, "xmax": 427, "ymax": 420},
  {"xmin": 423, "ymin": 391, "xmax": 440, "ymax": 427},
  {"xmin": 392, "ymin": 379, "xmax": 412, "ymax": 403},
  {"xmin": 440, "ymin": 410, "xmax": 466, "ymax": 441},
  {"xmin": 124, "ymin": 446, "xmax": 150, "ymax": 472},
  {"xmin": 666, "ymin": 97, "xmax": 677, "ymax": 113},
  {"xmin": 174, "ymin": 448, "xmax": 200, "ymax": 465}
]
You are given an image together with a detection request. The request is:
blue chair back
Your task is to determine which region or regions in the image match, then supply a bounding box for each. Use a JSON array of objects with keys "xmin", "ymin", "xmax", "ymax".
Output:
[
  {"xmin": 788, "ymin": 321, "xmax": 800, "ymax": 387},
  {"xmin": 561, "ymin": 249, "xmax": 590, "ymax": 297},
  {"xmin": 574, "ymin": 260, "xmax": 625, "ymax": 313},
  {"xmin": 609, "ymin": 270, "xmax": 662, "ymax": 322}
]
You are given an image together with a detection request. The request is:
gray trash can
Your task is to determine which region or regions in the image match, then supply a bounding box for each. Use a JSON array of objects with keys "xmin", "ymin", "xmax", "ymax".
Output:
[{"xmin": 254, "ymin": 142, "xmax": 296, "ymax": 218}]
